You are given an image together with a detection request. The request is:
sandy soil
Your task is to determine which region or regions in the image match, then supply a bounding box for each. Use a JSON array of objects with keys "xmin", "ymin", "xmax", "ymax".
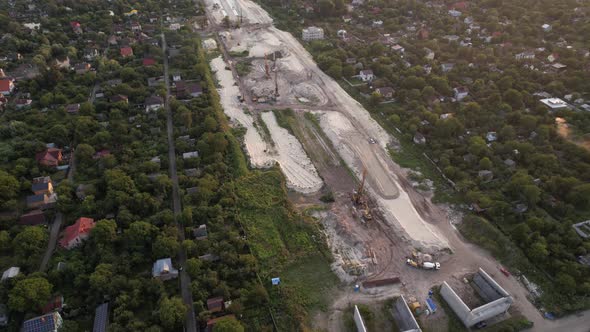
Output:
[
  {"xmin": 261, "ymin": 111, "xmax": 323, "ymax": 193},
  {"xmin": 204, "ymin": 0, "xmax": 272, "ymax": 25},
  {"xmin": 210, "ymin": 56, "xmax": 273, "ymax": 167}
]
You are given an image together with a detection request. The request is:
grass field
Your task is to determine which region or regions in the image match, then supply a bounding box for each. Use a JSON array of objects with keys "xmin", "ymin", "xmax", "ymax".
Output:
[{"xmin": 235, "ymin": 168, "xmax": 339, "ymax": 329}]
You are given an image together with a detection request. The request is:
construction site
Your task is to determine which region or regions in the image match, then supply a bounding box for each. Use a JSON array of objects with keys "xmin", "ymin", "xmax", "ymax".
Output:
[{"xmin": 200, "ymin": 0, "xmax": 558, "ymax": 330}]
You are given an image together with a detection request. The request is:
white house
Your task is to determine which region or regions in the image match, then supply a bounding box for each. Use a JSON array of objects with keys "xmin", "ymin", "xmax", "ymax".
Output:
[
  {"xmin": 359, "ymin": 69, "xmax": 375, "ymax": 82},
  {"xmin": 542, "ymin": 24, "xmax": 552, "ymax": 32},
  {"xmin": 183, "ymin": 151, "xmax": 199, "ymax": 159},
  {"xmin": 540, "ymin": 98, "xmax": 569, "ymax": 110},
  {"xmin": 152, "ymin": 258, "xmax": 179, "ymax": 281},
  {"xmin": 515, "ymin": 52, "xmax": 535, "ymax": 60},
  {"xmin": 448, "ymin": 9, "xmax": 462, "ymax": 17},
  {"xmin": 453, "ymin": 87, "xmax": 469, "ymax": 101},
  {"xmin": 372, "ymin": 20, "xmax": 383, "ymax": 28},
  {"xmin": 302, "ymin": 27, "xmax": 324, "ymax": 41},
  {"xmin": 337, "ymin": 30, "xmax": 347, "ymax": 39}
]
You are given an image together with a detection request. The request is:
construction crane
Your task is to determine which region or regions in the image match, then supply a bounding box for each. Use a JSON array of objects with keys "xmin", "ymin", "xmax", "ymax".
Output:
[
  {"xmin": 264, "ymin": 54, "xmax": 270, "ymax": 79},
  {"xmin": 352, "ymin": 168, "xmax": 372, "ymax": 222},
  {"xmin": 352, "ymin": 168, "xmax": 367, "ymax": 205}
]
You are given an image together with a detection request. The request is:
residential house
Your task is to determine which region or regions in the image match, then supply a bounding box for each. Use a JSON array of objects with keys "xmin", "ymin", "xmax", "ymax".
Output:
[
  {"xmin": 152, "ymin": 258, "xmax": 179, "ymax": 281},
  {"xmin": 337, "ymin": 29, "xmax": 347, "ymax": 39},
  {"xmin": 202, "ymin": 38, "xmax": 217, "ymax": 51},
  {"xmin": 15, "ymin": 99, "xmax": 32, "ymax": 109},
  {"xmin": 110, "ymin": 94, "xmax": 128, "ymax": 104},
  {"xmin": 441, "ymin": 63, "xmax": 455, "ymax": 72},
  {"xmin": 424, "ymin": 48, "xmax": 435, "ymax": 60},
  {"xmin": 145, "ymin": 96, "xmax": 164, "ymax": 112},
  {"xmin": 27, "ymin": 194, "xmax": 50, "ymax": 209},
  {"xmin": 413, "ymin": 132, "xmax": 426, "ymax": 145},
  {"xmin": 486, "ymin": 131, "xmax": 498, "ymax": 142},
  {"xmin": 59, "ymin": 217, "xmax": 96, "ymax": 249},
  {"xmin": 193, "ymin": 224, "xmax": 208, "ymax": 240},
  {"xmin": 19, "ymin": 210, "xmax": 46, "ymax": 225},
  {"xmin": 143, "ymin": 57, "xmax": 156, "ymax": 66},
  {"xmin": 372, "ymin": 20, "xmax": 383, "ymax": 28},
  {"xmin": 93, "ymin": 303, "xmax": 109, "ymax": 332},
  {"xmin": 547, "ymin": 53, "xmax": 559, "ymax": 63},
  {"xmin": 207, "ymin": 297, "xmax": 224, "ymax": 313},
  {"xmin": 515, "ymin": 51, "xmax": 535, "ymax": 60},
  {"xmin": 130, "ymin": 21, "xmax": 142, "ymax": 32},
  {"xmin": 186, "ymin": 187, "xmax": 199, "ymax": 194},
  {"xmin": 0, "ymin": 78, "xmax": 15, "ymax": 95},
  {"xmin": 32, "ymin": 176, "xmax": 53, "ymax": 195},
  {"xmin": 74, "ymin": 62, "xmax": 91, "ymax": 74},
  {"xmin": 183, "ymin": 151, "xmax": 199, "ymax": 159},
  {"xmin": 108, "ymin": 35, "xmax": 119, "ymax": 45},
  {"xmin": 540, "ymin": 98, "xmax": 568, "ymax": 110},
  {"xmin": 22, "ymin": 312, "xmax": 63, "ymax": 332},
  {"xmin": 345, "ymin": 58, "xmax": 357, "ymax": 65},
  {"xmin": 391, "ymin": 44, "xmax": 405, "ymax": 53},
  {"xmin": 351, "ymin": 0, "xmax": 364, "ymax": 5},
  {"xmin": 448, "ymin": 9, "xmax": 462, "ymax": 17},
  {"xmin": 36, "ymin": 147, "xmax": 62, "ymax": 167},
  {"xmin": 187, "ymin": 83, "xmax": 203, "ymax": 97},
  {"xmin": 302, "ymin": 27, "xmax": 324, "ymax": 41},
  {"xmin": 148, "ymin": 76, "xmax": 165, "ymax": 87},
  {"xmin": 185, "ymin": 168, "xmax": 200, "ymax": 177},
  {"xmin": 1, "ymin": 267, "xmax": 20, "ymax": 281},
  {"xmin": 70, "ymin": 21, "xmax": 82, "ymax": 34},
  {"xmin": 42, "ymin": 295, "xmax": 64, "ymax": 314},
  {"xmin": 120, "ymin": 46, "xmax": 134, "ymax": 57},
  {"xmin": 169, "ymin": 23, "xmax": 182, "ymax": 31},
  {"xmin": 375, "ymin": 87, "xmax": 394, "ymax": 99},
  {"xmin": 453, "ymin": 87, "xmax": 469, "ymax": 101},
  {"xmin": 359, "ymin": 69, "xmax": 375, "ymax": 82},
  {"xmin": 66, "ymin": 103, "xmax": 80, "ymax": 114},
  {"xmin": 542, "ymin": 24, "xmax": 552, "ymax": 32},
  {"xmin": 84, "ymin": 48, "xmax": 99, "ymax": 61}
]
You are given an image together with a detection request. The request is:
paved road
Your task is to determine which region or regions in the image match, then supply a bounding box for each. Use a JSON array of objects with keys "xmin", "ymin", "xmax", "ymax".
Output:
[
  {"xmin": 161, "ymin": 33, "xmax": 198, "ymax": 332},
  {"xmin": 39, "ymin": 152, "xmax": 76, "ymax": 272}
]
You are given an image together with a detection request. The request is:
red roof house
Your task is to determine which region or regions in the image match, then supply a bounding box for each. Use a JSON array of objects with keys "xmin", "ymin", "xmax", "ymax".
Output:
[
  {"xmin": 59, "ymin": 217, "xmax": 96, "ymax": 249},
  {"xmin": 0, "ymin": 78, "xmax": 15, "ymax": 95},
  {"xmin": 120, "ymin": 47, "xmax": 134, "ymax": 57},
  {"xmin": 36, "ymin": 148, "xmax": 63, "ymax": 167},
  {"xmin": 41, "ymin": 295, "xmax": 64, "ymax": 314},
  {"xmin": 450, "ymin": 1, "xmax": 468, "ymax": 10},
  {"xmin": 143, "ymin": 57, "xmax": 156, "ymax": 66}
]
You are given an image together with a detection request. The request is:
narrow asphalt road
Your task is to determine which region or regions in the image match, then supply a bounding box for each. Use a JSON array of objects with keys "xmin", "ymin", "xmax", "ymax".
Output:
[
  {"xmin": 39, "ymin": 152, "xmax": 76, "ymax": 272},
  {"xmin": 161, "ymin": 32, "xmax": 198, "ymax": 332}
]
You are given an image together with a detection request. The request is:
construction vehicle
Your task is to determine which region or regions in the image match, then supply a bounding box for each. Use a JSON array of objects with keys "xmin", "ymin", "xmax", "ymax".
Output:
[
  {"xmin": 406, "ymin": 258, "xmax": 440, "ymax": 270},
  {"xmin": 351, "ymin": 169, "xmax": 372, "ymax": 222},
  {"xmin": 409, "ymin": 301, "xmax": 422, "ymax": 315}
]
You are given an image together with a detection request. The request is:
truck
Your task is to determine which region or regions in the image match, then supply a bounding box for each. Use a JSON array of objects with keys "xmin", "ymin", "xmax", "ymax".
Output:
[
  {"xmin": 406, "ymin": 259, "xmax": 440, "ymax": 270},
  {"xmin": 422, "ymin": 262, "xmax": 441, "ymax": 270}
]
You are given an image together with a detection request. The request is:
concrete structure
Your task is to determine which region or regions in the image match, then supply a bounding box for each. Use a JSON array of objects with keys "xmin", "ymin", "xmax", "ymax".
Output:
[
  {"xmin": 440, "ymin": 268, "xmax": 513, "ymax": 328},
  {"xmin": 302, "ymin": 27, "xmax": 324, "ymax": 41},
  {"xmin": 391, "ymin": 296, "xmax": 422, "ymax": 332},
  {"xmin": 353, "ymin": 305, "xmax": 367, "ymax": 332}
]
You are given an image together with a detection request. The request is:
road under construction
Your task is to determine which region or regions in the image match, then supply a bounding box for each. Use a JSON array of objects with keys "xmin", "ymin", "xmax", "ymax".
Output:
[{"xmin": 197, "ymin": 0, "xmax": 590, "ymax": 331}]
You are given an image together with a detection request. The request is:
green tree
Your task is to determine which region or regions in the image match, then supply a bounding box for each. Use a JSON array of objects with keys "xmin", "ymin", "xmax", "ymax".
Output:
[
  {"xmin": 8, "ymin": 276, "xmax": 53, "ymax": 312},
  {"xmin": 90, "ymin": 264, "xmax": 114, "ymax": 294},
  {"xmin": 159, "ymin": 297, "xmax": 187, "ymax": 330},
  {"xmin": 13, "ymin": 226, "xmax": 47, "ymax": 259},
  {"xmin": 152, "ymin": 236, "xmax": 180, "ymax": 259},
  {"xmin": 92, "ymin": 219, "xmax": 117, "ymax": 248},
  {"xmin": 213, "ymin": 317, "xmax": 244, "ymax": 332},
  {"xmin": 0, "ymin": 170, "xmax": 19, "ymax": 203}
]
